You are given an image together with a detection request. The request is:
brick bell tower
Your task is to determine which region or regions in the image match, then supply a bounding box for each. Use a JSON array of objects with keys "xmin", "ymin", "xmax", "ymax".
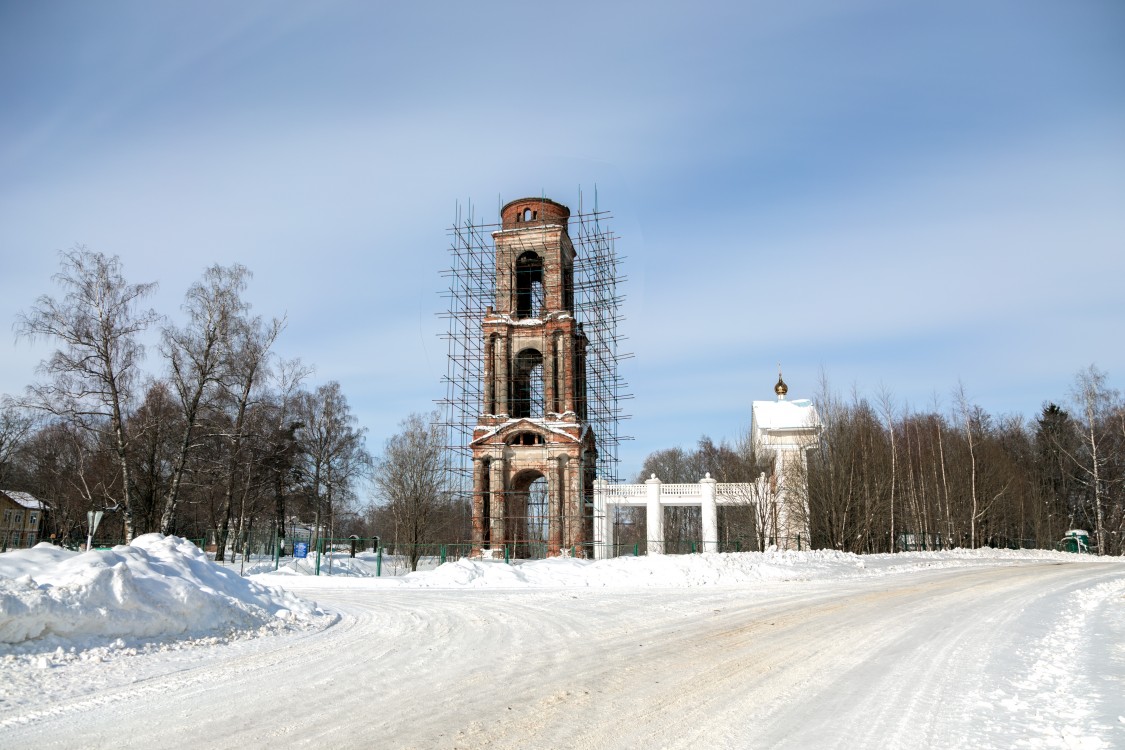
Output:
[{"xmin": 470, "ymin": 197, "xmax": 597, "ymax": 557}]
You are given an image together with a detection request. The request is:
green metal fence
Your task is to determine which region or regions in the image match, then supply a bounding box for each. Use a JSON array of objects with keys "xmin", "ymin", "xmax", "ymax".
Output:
[{"xmin": 164, "ymin": 528, "xmax": 1100, "ymax": 578}]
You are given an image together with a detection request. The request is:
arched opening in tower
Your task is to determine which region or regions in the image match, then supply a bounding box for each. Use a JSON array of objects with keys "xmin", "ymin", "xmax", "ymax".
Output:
[
  {"xmin": 512, "ymin": 348, "xmax": 544, "ymax": 419},
  {"xmin": 509, "ymin": 470, "xmax": 549, "ymax": 558},
  {"xmin": 515, "ymin": 251, "xmax": 545, "ymax": 319},
  {"xmin": 526, "ymin": 476, "xmax": 549, "ymax": 549}
]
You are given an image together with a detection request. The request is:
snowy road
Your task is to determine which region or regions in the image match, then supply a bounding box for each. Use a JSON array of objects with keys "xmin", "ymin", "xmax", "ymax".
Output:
[{"xmin": 3, "ymin": 560, "xmax": 1124, "ymax": 749}]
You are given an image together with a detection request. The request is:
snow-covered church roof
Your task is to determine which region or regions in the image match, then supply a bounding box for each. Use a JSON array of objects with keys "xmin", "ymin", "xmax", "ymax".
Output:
[
  {"xmin": 751, "ymin": 372, "xmax": 821, "ymax": 440},
  {"xmin": 751, "ymin": 398, "xmax": 819, "ymax": 432}
]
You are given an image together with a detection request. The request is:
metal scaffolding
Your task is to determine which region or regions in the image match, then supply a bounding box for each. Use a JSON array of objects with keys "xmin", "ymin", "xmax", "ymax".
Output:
[{"xmin": 437, "ymin": 196, "xmax": 632, "ymax": 512}]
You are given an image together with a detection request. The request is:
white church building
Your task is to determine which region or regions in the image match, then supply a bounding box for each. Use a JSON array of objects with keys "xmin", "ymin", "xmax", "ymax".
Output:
[{"xmin": 750, "ymin": 372, "xmax": 822, "ymax": 550}]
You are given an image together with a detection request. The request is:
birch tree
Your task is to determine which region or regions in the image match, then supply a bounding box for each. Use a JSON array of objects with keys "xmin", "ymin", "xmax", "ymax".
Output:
[
  {"xmin": 953, "ymin": 382, "xmax": 980, "ymax": 548},
  {"xmin": 158, "ymin": 264, "xmax": 250, "ymax": 533},
  {"xmin": 1068, "ymin": 365, "xmax": 1120, "ymax": 554},
  {"xmin": 878, "ymin": 386, "xmax": 898, "ymax": 551},
  {"xmin": 16, "ymin": 248, "xmax": 160, "ymax": 541},
  {"xmin": 213, "ymin": 312, "xmax": 283, "ymax": 560}
]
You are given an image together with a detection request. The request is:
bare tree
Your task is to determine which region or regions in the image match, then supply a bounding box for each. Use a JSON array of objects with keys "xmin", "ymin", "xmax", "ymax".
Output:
[
  {"xmin": 16, "ymin": 248, "xmax": 160, "ymax": 541},
  {"xmin": 711, "ymin": 434, "xmax": 775, "ymax": 549},
  {"xmin": 158, "ymin": 264, "xmax": 250, "ymax": 533},
  {"xmin": 714, "ymin": 432, "xmax": 776, "ymax": 551},
  {"xmin": 265, "ymin": 358, "xmax": 312, "ymax": 547},
  {"xmin": 805, "ymin": 378, "xmax": 892, "ymax": 553},
  {"xmin": 633, "ymin": 437, "xmax": 772, "ymax": 550},
  {"xmin": 297, "ymin": 381, "xmax": 370, "ymax": 549},
  {"xmin": 953, "ymin": 382, "xmax": 980, "ymax": 548},
  {"xmin": 0, "ymin": 399, "xmax": 36, "ymax": 487},
  {"xmin": 1035, "ymin": 403, "xmax": 1080, "ymax": 540},
  {"xmin": 1067, "ymin": 365, "xmax": 1120, "ymax": 554},
  {"xmin": 17, "ymin": 419, "xmax": 115, "ymax": 545},
  {"xmin": 212, "ymin": 312, "xmax": 284, "ymax": 561},
  {"xmin": 129, "ymin": 381, "xmax": 181, "ymax": 533},
  {"xmin": 636, "ymin": 446, "xmax": 703, "ymax": 549},
  {"xmin": 372, "ymin": 412, "xmax": 447, "ymax": 571},
  {"xmin": 878, "ymin": 386, "xmax": 898, "ymax": 551}
]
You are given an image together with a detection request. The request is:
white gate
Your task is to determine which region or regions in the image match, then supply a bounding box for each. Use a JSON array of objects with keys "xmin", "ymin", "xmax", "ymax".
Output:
[{"xmin": 591, "ymin": 474, "xmax": 765, "ymax": 559}]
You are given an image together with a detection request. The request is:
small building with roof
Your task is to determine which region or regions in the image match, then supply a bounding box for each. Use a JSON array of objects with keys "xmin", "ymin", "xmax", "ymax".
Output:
[{"xmin": 1, "ymin": 489, "xmax": 48, "ymax": 550}]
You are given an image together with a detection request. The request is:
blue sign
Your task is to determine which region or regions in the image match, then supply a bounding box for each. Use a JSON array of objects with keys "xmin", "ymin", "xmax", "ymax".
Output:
[{"xmin": 294, "ymin": 542, "xmax": 308, "ymax": 559}]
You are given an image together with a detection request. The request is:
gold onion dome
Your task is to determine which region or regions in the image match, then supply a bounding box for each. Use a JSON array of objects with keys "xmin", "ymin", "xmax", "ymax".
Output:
[{"xmin": 775, "ymin": 373, "xmax": 788, "ymax": 397}]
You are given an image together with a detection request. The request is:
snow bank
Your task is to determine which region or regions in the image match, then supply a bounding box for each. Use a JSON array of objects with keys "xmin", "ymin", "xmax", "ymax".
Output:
[
  {"xmin": 258, "ymin": 546, "xmax": 1116, "ymax": 590},
  {"xmin": 0, "ymin": 535, "xmax": 333, "ymax": 648},
  {"xmin": 402, "ymin": 549, "xmax": 868, "ymax": 588}
]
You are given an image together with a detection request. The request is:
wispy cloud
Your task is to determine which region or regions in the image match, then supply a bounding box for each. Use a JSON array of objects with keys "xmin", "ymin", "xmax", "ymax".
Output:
[{"xmin": 2, "ymin": 0, "xmax": 1122, "ymax": 472}]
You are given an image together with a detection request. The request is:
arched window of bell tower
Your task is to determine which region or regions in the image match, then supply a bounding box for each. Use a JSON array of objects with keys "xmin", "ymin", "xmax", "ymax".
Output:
[
  {"xmin": 485, "ymin": 333, "xmax": 500, "ymax": 414},
  {"xmin": 515, "ymin": 251, "xmax": 545, "ymax": 319},
  {"xmin": 562, "ymin": 260, "xmax": 574, "ymax": 313},
  {"xmin": 512, "ymin": 348, "xmax": 545, "ymax": 419}
]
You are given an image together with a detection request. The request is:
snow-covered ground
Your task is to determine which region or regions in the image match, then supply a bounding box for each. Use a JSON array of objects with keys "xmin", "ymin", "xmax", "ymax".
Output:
[{"xmin": 2, "ymin": 538, "xmax": 1123, "ymax": 748}]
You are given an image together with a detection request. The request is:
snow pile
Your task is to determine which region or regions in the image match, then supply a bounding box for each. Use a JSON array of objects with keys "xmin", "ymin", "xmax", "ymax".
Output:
[
  {"xmin": 256, "ymin": 546, "xmax": 1114, "ymax": 590},
  {"xmin": 0, "ymin": 535, "xmax": 333, "ymax": 648}
]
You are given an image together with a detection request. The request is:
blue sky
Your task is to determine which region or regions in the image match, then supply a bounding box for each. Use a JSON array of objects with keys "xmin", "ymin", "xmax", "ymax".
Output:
[{"xmin": 2, "ymin": 1, "xmax": 1123, "ymax": 476}]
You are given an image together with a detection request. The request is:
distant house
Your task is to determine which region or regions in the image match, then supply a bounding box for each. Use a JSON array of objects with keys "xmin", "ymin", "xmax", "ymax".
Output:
[{"xmin": 0, "ymin": 490, "xmax": 47, "ymax": 551}]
